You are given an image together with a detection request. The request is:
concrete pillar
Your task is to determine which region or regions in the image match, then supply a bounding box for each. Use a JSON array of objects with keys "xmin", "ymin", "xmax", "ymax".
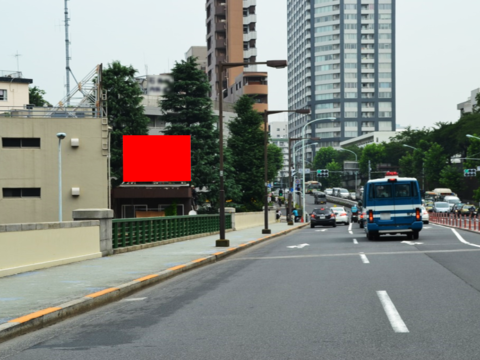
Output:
[
  {"xmin": 72, "ymin": 209, "xmax": 114, "ymax": 256},
  {"xmin": 224, "ymin": 207, "xmax": 236, "ymax": 230}
]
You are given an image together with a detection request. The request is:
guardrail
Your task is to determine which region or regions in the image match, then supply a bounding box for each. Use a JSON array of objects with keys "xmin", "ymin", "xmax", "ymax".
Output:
[
  {"xmin": 112, "ymin": 214, "xmax": 232, "ymax": 249},
  {"xmin": 430, "ymin": 212, "xmax": 480, "ymax": 232},
  {"xmin": 325, "ymin": 195, "xmax": 358, "ymax": 208}
]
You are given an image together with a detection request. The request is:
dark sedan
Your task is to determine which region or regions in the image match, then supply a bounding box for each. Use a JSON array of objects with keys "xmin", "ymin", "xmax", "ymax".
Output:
[{"xmin": 310, "ymin": 207, "xmax": 336, "ymax": 228}]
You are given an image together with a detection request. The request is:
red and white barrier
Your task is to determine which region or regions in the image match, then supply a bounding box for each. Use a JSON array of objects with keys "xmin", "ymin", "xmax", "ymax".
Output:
[{"xmin": 430, "ymin": 211, "xmax": 480, "ymax": 232}]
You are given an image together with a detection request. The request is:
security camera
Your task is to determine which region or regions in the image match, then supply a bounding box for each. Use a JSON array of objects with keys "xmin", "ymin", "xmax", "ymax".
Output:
[{"xmin": 56, "ymin": 132, "xmax": 67, "ymax": 139}]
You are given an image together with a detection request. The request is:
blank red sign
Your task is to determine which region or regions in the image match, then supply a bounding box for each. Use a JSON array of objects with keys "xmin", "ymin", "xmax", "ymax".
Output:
[{"xmin": 123, "ymin": 135, "xmax": 191, "ymax": 181}]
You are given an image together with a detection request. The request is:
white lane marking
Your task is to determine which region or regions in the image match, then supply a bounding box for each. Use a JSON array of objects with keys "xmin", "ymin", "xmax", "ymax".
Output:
[
  {"xmin": 348, "ymin": 223, "xmax": 352, "ymax": 232},
  {"xmin": 401, "ymin": 241, "xmax": 423, "ymax": 245},
  {"xmin": 353, "ymin": 239, "xmax": 358, "ymax": 244},
  {"xmin": 287, "ymin": 244, "xmax": 310, "ymax": 249},
  {"xmin": 359, "ymin": 252, "xmax": 370, "ymax": 264},
  {"xmin": 121, "ymin": 297, "xmax": 147, "ymax": 302},
  {"xmin": 377, "ymin": 291, "xmax": 409, "ymax": 333},
  {"xmin": 451, "ymin": 228, "xmax": 480, "ymax": 248},
  {"xmin": 315, "ymin": 229, "xmax": 327, "ymax": 232},
  {"xmin": 423, "ymin": 227, "xmax": 431, "ymax": 229}
]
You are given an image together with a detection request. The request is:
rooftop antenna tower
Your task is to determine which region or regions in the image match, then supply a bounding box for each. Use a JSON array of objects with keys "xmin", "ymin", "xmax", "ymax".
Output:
[
  {"xmin": 64, "ymin": 0, "xmax": 71, "ymax": 106},
  {"xmin": 13, "ymin": 51, "xmax": 22, "ymax": 72}
]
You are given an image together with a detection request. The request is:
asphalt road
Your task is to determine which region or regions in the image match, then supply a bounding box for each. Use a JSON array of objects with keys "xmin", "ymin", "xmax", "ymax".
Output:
[{"xmin": 2, "ymin": 195, "xmax": 480, "ymax": 359}]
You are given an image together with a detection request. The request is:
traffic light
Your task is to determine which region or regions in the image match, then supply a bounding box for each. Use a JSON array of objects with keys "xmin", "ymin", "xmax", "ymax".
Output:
[
  {"xmin": 464, "ymin": 169, "xmax": 477, "ymax": 177},
  {"xmin": 317, "ymin": 169, "xmax": 329, "ymax": 178},
  {"xmin": 279, "ymin": 189, "xmax": 283, "ymax": 197}
]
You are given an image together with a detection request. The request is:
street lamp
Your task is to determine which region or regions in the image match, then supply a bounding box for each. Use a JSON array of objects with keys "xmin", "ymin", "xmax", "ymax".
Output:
[
  {"xmin": 57, "ymin": 132, "xmax": 67, "ymax": 222},
  {"xmin": 338, "ymin": 147, "xmax": 358, "ymax": 192},
  {"xmin": 293, "ymin": 140, "xmax": 320, "ymax": 207},
  {"xmin": 403, "ymin": 144, "xmax": 424, "ymax": 190},
  {"xmin": 216, "ymin": 60, "xmax": 288, "ymax": 247},
  {"xmin": 302, "ymin": 117, "xmax": 336, "ymax": 222},
  {"xmin": 467, "ymin": 134, "xmax": 480, "ymax": 141},
  {"xmin": 262, "ymin": 108, "xmax": 310, "ymax": 234}
]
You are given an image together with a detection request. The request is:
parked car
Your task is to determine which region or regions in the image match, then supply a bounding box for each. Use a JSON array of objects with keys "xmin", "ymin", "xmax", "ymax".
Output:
[
  {"xmin": 433, "ymin": 202, "xmax": 450, "ymax": 213},
  {"xmin": 325, "ymin": 188, "xmax": 333, "ymax": 196},
  {"xmin": 331, "ymin": 206, "xmax": 349, "ymax": 225},
  {"xmin": 421, "ymin": 206, "xmax": 429, "ymax": 224},
  {"xmin": 314, "ymin": 192, "xmax": 327, "ymax": 205},
  {"xmin": 310, "ymin": 207, "xmax": 336, "ymax": 228}
]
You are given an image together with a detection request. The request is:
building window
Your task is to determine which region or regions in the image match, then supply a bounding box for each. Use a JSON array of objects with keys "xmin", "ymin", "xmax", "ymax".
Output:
[
  {"xmin": 345, "ymin": 121, "xmax": 358, "ymax": 127},
  {"xmin": 243, "ymin": 25, "xmax": 248, "ymax": 34},
  {"xmin": 379, "ymin": 121, "xmax": 393, "ymax": 130},
  {"xmin": 345, "ymin": 112, "xmax": 358, "ymax": 118},
  {"xmin": 3, "ymin": 188, "xmax": 41, "ymax": 198},
  {"xmin": 0, "ymin": 89, "xmax": 7, "ymax": 101},
  {"xmin": 2, "ymin": 138, "xmax": 41, "ymax": 148},
  {"xmin": 243, "ymin": 8, "xmax": 248, "ymax": 16},
  {"xmin": 345, "ymin": 131, "xmax": 358, "ymax": 138}
]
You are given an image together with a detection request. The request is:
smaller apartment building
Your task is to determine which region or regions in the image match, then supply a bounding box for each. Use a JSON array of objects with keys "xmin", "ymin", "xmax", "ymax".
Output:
[
  {"xmin": 0, "ymin": 71, "xmax": 31, "ymax": 108},
  {"xmin": 271, "ymin": 138, "xmax": 290, "ymax": 182}
]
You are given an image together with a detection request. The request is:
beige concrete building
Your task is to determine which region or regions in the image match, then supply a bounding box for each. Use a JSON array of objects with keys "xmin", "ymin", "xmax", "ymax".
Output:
[
  {"xmin": 0, "ymin": 71, "xmax": 32, "ymax": 108},
  {"xmin": 185, "ymin": 46, "xmax": 208, "ymax": 72},
  {"xmin": 0, "ymin": 111, "xmax": 108, "ymax": 224}
]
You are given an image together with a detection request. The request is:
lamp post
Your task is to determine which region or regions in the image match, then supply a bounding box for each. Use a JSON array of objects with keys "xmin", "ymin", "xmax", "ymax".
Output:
[
  {"xmin": 302, "ymin": 117, "xmax": 336, "ymax": 222},
  {"xmin": 216, "ymin": 60, "xmax": 288, "ymax": 247},
  {"xmin": 339, "ymin": 147, "xmax": 358, "ymax": 192},
  {"xmin": 293, "ymin": 139, "xmax": 320, "ymax": 206},
  {"xmin": 403, "ymin": 144, "xmax": 424, "ymax": 190},
  {"xmin": 57, "ymin": 132, "xmax": 67, "ymax": 222},
  {"xmin": 288, "ymin": 137, "xmax": 310, "ymax": 225},
  {"xmin": 262, "ymin": 108, "xmax": 310, "ymax": 234}
]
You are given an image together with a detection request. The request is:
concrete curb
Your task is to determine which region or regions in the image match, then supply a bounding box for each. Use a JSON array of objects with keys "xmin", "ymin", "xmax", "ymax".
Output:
[{"xmin": 0, "ymin": 223, "xmax": 308, "ymax": 344}]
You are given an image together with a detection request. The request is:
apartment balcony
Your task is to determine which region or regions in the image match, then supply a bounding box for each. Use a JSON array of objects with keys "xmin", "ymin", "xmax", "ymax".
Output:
[
  {"xmin": 243, "ymin": 13, "xmax": 257, "ymax": 25},
  {"xmin": 215, "ymin": 5, "xmax": 226, "ymax": 16},
  {"xmin": 244, "ymin": 47, "xmax": 257, "ymax": 58},
  {"xmin": 253, "ymin": 103, "xmax": 268, "ymax": 112},
  {"xmin": 215, "ymin": 38, "xmax": 226, "ymax": 49},
  {"xmin": 243, "ymin": 0, "xmax": 256, "ymax": 8},
  {"xmin": 243, "ymin": 30, "xmax": 257, "ymax": 42},
  {"xmin": 244, "ymin": 83, "xmax": 268, "ymax": 96}
]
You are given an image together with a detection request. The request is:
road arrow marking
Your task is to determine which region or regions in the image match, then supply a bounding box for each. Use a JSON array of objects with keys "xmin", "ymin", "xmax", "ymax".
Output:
[
  {"xmin": 401, "ymin": 241, "xmax": 423, "ymax": 245},
  {"xmin": 287, "ymin": 244, "xmax": 310, "ymax": 249}
]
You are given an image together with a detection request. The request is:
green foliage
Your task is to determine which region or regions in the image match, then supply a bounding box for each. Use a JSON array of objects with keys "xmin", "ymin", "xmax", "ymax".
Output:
[
  {"xmin": 399, "ymin": 152, "xmax": 416, "ymax": 177},
  {"xmin": 160, "ymin": 57, "xmax": 221, "ymax": 206},
  {"xmin": 227, "ymin": 95, "xmax": 264, "ymax": 211},
  {"xmin": 359, "ymin": 143, "xmax": 385, "ymax": 178},
  {"xmin": 267, "ymin": 144, "xmax": 283, "ymax": 182},
  {"xmin": 29, "ymin": 86, "xmax": 51, "ymax": 107},
  {"xmin": 473, "ymin": 188, "xmax": 480, "ymax": 204},
  {"xmin": 440, "ymin": 166, "xmax": 465, "ymax": 193},
  {"xmin": 164, "ymin": 201, "xmax": 178, "ymax": 216},
  {"xmin": 102, "ymin": 61, "xmax": 150, "ymax": 186},
  {"xmin": 325, "ymin": 160, "xmax": 342, "ymax": 187},
  {"xmin": 424, "ymin": 143, "xmax": 447, "ymax": 188},
  {"xmin": 313, "ymin": 146, "xmax": 337, "ymax": 170},
  {"xmin": 464, "ymin": 133, "xmax": 480, "ymax": 169}
]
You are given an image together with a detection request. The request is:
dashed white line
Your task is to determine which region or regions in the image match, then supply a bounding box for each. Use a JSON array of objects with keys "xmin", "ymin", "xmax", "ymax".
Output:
[
  {"xmin": 359, "ymin": 252, "xmax": 370, "ymax": 264},
  {"xmin": 353, "ymin": 239, "xmax": 358, "ymax": 244},
  {"xmin": 348, "ymin": 223, "xmax": 352, "ymax": 232},
  {"xmin": 377, "ymin": 291, "xmax": 409, "ymax": 333},
  {"xmin": 121, "ymin": 297, "xmax": 147, "ymax": 302}
]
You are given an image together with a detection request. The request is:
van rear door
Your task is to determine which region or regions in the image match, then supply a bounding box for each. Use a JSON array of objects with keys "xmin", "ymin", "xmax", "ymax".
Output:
[
  {"xmin": 370, "ymin": 182, "xmax": 396, "ymax": 227},
  {"xmin": 393, "ymin": 181, "xmax": 417, "ymax": 226}
]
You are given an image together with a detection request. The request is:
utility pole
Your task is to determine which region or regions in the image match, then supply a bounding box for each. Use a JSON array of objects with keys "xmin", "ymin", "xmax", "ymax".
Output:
[{"xmin": 368, "ymin": 160, "xmax": 371, "ymax": 180}]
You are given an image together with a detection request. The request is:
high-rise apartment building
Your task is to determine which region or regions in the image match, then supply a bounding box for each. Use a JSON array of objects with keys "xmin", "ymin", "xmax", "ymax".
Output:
[
  {"xmin": 287, "ymin": 0, "xmax": 396, "ymax": 162},
  {"xmin": 206, "ymin": 0, "xmax": 268, "ymax": 112}
]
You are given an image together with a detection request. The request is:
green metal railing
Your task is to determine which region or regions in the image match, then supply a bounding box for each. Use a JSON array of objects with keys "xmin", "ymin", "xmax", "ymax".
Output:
[{"xmin": 112, "ymin": 214, "xmax": 232, "ymax": 249}]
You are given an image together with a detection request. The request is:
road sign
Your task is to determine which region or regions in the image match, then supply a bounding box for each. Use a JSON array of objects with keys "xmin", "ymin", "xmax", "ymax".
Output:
[
  {"xmin": 295, "ymin": 179, "xmax": 300, "ymax": 185},
  {"xmin": 298, "ymin": 169, "xmax": 311, "ymax": 174}
]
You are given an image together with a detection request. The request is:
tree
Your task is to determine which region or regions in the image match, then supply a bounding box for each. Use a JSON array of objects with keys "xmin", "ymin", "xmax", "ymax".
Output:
[
  {"xmin": 313, "ymin": 146, "xmax": 337, "ymax": 170},
  {"xmin": 440, "ymin": 165, "xmax": 465, "ymax": 193},
  {"xmin": 399, "ymin": 152, "xmax": 416, "ymax": 177},
  {"xmin": 103, "ymin": 61, "xmax": 149, "ymax": 185},
  {"xmin": 359, "ymin": 143, "xmax": 385, "ymax": 179},
  {"xmin": 227, "ymin": 95, "xmax": 265, "ymax": 210},
  {"xmin": 424, "ymin": 143, "xmax": 447, "ymax": 188},
  {"xmin": 267, "ymin": 144, "xmax": 283, "ymax": 182},
  {"xmin": 29, "ymin": 86, "xmax": 52, "ymax": 107},
  {"xmin": 325, "ymin": 160, "xmax": 342, "ymax": 188},
  {"xmin": 160, "ymin": 57, "xmax": 220, "ymax": 205}
]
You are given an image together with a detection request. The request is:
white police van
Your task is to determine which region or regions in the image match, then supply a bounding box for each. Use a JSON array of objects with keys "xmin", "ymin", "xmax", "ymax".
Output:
[{"xmin": 360, "ymin": 172, "xmax": 423, "ymax": 241}]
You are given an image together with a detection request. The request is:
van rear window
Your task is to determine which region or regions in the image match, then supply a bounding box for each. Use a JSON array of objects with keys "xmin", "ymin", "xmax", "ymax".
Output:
[
  {"xmin": 370, "ymin": 185, "xmax": 392, "ymax": 198},
  {"xmin": 368, "ymin": 182, "xmax": 418, "ymax": 199}
]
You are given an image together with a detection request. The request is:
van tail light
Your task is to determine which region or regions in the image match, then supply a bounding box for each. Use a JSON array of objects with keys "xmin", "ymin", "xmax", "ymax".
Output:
[
  {"xmin": 416, "ymin": 208, "xmax": 421, "ymax": 221},
  {"xmin": 368, "ymin": 210, "xmax": 374, "ymax": 223}
]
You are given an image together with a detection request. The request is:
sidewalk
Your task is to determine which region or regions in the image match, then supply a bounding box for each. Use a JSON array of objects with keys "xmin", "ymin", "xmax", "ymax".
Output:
[{"xmin": 0, "ymin": 221, "xmax": 306, "ymax": 342}]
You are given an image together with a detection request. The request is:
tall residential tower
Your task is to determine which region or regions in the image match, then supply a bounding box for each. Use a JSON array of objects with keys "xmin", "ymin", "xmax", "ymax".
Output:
[
  {"xmin": 206, "ymin": 0, "xmax": 269, "ymax": 112},
  {"xmin": 287, "ymin": 0, "xmax": 396, "ymax": 162}
]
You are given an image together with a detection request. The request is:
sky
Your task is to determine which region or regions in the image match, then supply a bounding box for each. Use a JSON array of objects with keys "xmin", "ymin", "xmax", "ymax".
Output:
[{"xmin": 1, "ymin": 0, "xmax": 479, "ymax": 129}]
